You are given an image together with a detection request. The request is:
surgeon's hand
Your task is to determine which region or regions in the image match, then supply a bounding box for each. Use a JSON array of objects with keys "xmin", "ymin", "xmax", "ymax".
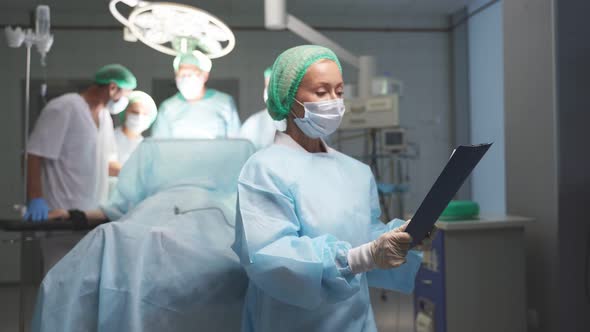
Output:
[
  {"xmin": 391, "ymin": 219, "xmax": 438, "ymax": 250},
  {"xmin": 24, "ymin": 198, "xmax": 49, "ymax": 222},
  {"xmin": 393, "ymin": 220, "xmax": 410, "ymax": 232},
  {"xmin": 370, "ymin": 230, "xmax": 412, "ymax": 269}
]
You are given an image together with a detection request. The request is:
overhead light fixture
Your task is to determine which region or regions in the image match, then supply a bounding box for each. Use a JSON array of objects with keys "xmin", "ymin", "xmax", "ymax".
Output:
[{"xmin": 109, "ymin": 0, "xmax": 235, "ymax": 58}]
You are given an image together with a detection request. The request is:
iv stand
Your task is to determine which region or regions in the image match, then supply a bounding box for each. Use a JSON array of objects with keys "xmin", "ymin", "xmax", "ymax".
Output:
[
  {"xmin": 4, "ymin": 7, "xmax": 53, "ymax": 332},
  {"xmin": 23, "ymin": 43, "xmax": 31, "ymax": 206}
]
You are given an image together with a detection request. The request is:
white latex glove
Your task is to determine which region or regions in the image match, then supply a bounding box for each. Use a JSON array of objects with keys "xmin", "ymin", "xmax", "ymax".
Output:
[
  {"xmin": 391, "ymin": 219, "xmax": 438, "ymax": 250},
  {"xmin": 369, "ymin": 230, "xmax": 412, "ymax": 269},
  {"xmin": 347, "ymin": 223, "xmax": 413, "ymax": 274},
  {"xmin": 393, "ymin": 220, "xmax": 410, "ymax": 232}
]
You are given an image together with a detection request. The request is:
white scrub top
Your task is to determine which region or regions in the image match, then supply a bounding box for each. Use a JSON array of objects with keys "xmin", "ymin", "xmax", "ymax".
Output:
[
  {"xmin": 95, "ymin": 109, "xmax": 118, "ymax": 204},
  {"xmin": 239, "ymin": 109, "xmax": 286, "ymax": 150},
  {"xmin": 27, "ymin": 93, "xmax": 99, "ymax": 210},
  {"xmin": 113, "ymin": 126, "xmax": 143, "ymax": 165}
]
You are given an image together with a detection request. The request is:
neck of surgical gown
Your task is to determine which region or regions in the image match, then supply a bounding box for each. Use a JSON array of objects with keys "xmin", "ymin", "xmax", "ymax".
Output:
[{"xmin": 232, "ymin": 133, "xmax": 422, "ymax": 332}]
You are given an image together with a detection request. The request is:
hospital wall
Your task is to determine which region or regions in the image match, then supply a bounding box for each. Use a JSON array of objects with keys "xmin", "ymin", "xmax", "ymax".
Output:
[
  {"xmin": 0, "ymin": 22, "xmax": 453, "ymax": 219},
  {"xmin": 553, "ymin": 1, "xmax": 590, "ymax": 331},
  {"xmin": 504, "ymin": 0, "xmax": 590, "ymax": 331},
  {"xmin": 450, "ymin": 8, "xmax": 471, "ymax": 201},
  {"xmin": 467, "ymin": 0, "xmax": 506, "ymax": 214}
]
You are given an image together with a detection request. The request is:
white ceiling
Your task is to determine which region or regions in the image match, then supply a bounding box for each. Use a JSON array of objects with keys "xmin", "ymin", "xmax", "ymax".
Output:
[
  {"xmin": 291, "ymin": 0, "xmax": 474, "ymax": 15},
  {"xmin": 1, "ymin": 0, "xmax": 474, "ymax": 16},
  {"xmin": 0, "ymin": 0, "xmax": 475, "ymax": 28}
]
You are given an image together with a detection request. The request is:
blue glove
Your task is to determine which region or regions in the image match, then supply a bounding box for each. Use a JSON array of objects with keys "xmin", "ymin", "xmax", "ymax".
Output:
[{"xmin": 24, "ymin": 198, "xmax": 49, "ymax": 222}]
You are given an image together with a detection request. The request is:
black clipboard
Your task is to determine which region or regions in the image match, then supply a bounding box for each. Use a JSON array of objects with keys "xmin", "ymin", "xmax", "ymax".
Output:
[{"xmin": 405, "ymin": 143, "xmax": 492, "ymax": 246}]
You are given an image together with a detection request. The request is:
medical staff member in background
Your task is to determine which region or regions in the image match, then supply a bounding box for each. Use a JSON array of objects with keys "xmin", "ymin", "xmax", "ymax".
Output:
[
  {"xmin": 114, "ymin": 91, "xmax": 157, "ymax": 165},
  {"xmin": 25, "ymin": 64, "xmax": 136, "ymax": 271},
  {"xmin": 25, "ymin": 64, "xmax": 136, "ymax": 221},
  {"xmin": 151, "ymin": 51, "xmax": 241, "ymax": 138},
  {"xmin": 240, "ymin": 67, "xmax": 287, "ymax": 150},
  {"xmin": 232, "ymin": 45, "xmax": 422, "ymax": 332}
]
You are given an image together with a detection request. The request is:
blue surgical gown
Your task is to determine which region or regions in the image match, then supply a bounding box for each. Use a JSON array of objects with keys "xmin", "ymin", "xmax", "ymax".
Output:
[
  {"xmin": 32, "ymin": 139, "xmax": 256, "ymax": 332},
  {"xmin": 151, "ymin": 89, "xmax": 241, "ymax": 139},
  {"xmin": 232, "ymin": 134, "xmax": 422, "ymax": 332}
]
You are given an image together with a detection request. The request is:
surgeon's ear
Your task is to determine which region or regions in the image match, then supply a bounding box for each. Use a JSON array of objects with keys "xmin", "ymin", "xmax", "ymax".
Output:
[
  {"xmin": 202, "ymin": 71, "xmax": 210, "ymax": 83},
  {"xmin": 108, "ymin": 83, "xmax": 119, "ymax": 98},
  {"xmin": 290, "ymin": 100, "xmax": 304, "ymax": 118}
]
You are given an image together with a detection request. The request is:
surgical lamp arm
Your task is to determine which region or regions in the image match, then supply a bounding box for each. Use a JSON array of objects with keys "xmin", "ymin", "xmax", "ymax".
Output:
[
  {"xmin": 265, "ymin": 0, "xmax": 375, "ymax": 98},
  {"xmin": 285, "ymin": 15, "xmax": 360, "ymax": 68}
]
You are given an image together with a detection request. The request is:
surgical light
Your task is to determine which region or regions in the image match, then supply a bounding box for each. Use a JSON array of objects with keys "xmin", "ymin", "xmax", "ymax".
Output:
[{"xmin": 109, "ymin": 0, "xmax": 235, "ymax": 58}]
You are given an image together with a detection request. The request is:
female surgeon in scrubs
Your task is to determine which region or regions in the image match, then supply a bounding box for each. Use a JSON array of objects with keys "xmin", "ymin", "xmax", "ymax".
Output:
[{"xmin": 232, "ymin": 45, "xmax": 423, "ymax": 332}]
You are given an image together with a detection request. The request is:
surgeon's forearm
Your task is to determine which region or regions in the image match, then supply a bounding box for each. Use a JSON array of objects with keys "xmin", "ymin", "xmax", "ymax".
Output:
[{"xmin": 27, "ymin": 154, "xmax": 43, "ymax": 200}]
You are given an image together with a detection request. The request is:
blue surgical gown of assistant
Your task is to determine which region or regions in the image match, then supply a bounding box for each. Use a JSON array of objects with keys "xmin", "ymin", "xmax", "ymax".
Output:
[
  {"xmin": 232, "ymin": 132, "xmax": 422, "ymax": 332},
  {"xmin": 151, "ymin": 89, "xmax": 241, "ymax": 139}
]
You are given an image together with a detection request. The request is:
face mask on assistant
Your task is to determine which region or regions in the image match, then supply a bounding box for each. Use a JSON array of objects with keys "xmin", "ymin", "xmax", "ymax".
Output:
[
  {"xmin": 125, "ymin": 113, "xmax": 150, "ymax": 133},
  {"xmin": 176, "ymin": 75, "xmax": 205, "ymax": 100},
  {"xmin": 107, "ymin": 96, "xmax": 129, "ymax": 115}
]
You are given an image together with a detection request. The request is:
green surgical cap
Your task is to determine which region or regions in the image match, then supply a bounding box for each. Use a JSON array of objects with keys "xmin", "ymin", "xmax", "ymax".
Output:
[
  {"xmin": 173, "ymin": 52, "xmax": 212, "ymax": 72},
  {"xmin": 118, "ymin": 90, "xmax": 158, "ymax": 125},
  {"xmin": 94, "ymin": 64, "xmax": 137, "ymax": 90},
  {"xmin": 267, "ymin": 45, "xmax": 342, "ymax": 121},
  {"xmin": 264, "ymin": 67, "xmax": 272, "ymax": 79}
]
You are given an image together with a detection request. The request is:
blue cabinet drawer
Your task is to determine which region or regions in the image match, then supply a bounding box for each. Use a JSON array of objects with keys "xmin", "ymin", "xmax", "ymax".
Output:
[{"xmin": 414, "ymin": 230, "xmax": 446, "ymax": 332}]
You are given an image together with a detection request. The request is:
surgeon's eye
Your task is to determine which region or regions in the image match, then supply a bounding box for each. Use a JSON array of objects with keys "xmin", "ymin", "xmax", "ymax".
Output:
[
  {"xmin": 336, "ymin": 90, "xmax": 344, "ymax": 98},
  {"xmin": 315, "ymin": 90, "xmax": 328, "ymax": 97}
]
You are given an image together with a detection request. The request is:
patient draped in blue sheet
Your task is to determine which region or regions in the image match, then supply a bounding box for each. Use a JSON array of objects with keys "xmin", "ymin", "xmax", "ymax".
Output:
[{"xmin": 32, "ymin": 139, "xmax": 256, "ymax": 332}]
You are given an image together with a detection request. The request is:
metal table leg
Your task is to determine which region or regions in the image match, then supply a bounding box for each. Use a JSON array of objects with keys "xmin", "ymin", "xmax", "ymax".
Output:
[
  {"xmin": 18, "ymin": 231, "xmax": 35, "ymax": 332},
  {"xmin": 18, "ymin": 232, "xmax": 25, "ymax": 332}
]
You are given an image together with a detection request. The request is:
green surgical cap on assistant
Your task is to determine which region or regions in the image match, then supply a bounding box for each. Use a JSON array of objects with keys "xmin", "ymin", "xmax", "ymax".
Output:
[
  {"xmin": 94, "ymin": 64, "xmax": 137, "ymax": 90},
  {"xmin": 118, "ymin": 90, "xmax": 158, "ymax": 125},
  {"xmin": 173, "ymin": 52, "xmax": 212, "ymax": 72},
  {"xmin": 264, "ymin": 67, "xmax": 272, "ymax": 79},
  {"xmin": 266, "ymin": 45, "xmax": 342, "ymax": 121}
]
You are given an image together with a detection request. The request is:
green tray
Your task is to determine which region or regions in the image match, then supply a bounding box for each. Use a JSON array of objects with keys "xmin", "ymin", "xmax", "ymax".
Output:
[{"xmin": 439, "ymin": 200, "xmax": 480, "ymax": 221}]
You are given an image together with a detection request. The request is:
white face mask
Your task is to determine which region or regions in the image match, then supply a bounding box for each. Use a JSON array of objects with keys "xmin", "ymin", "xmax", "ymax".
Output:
[
  {"xmin": 125, "ymin": 113, "xmax": 150, "ymax": 133},
  {"xmin": 292, "ymin": 98, "xmax": 345, "ymax": 138},
  {"xmin": 107, "ymin": 96, "xmax": 129, "ymax": 115},
  {"xmin": 176, "ymin": 75, "xmax": 205, "ymax": 100}
]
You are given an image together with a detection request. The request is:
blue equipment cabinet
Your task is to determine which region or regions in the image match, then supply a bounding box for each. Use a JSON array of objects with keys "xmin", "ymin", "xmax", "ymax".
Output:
[{"xmin": 413, "ymin": 216, "xmax": 531, "ymax": 332}]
